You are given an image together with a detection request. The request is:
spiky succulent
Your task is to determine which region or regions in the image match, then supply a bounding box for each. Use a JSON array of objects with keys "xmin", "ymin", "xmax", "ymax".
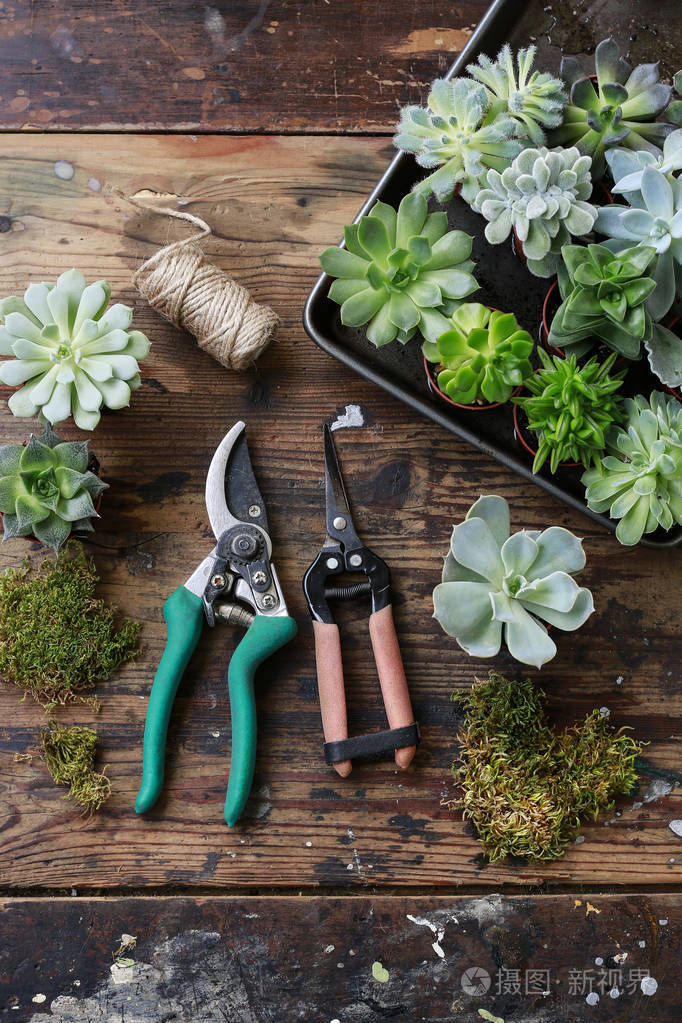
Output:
[
  {"xmin": 467, "ymin": 44, "xmax": 566, "ymax": 145},
  {"xmin": 393, "ymin": 78, "xmax": 522, "ymax": 203},
  {"xmin": 0, "ymin": 423, "xmax": 107, "ymax": 552},
  {"xmin": 473, "ymin": 145, "xmax": 597, "ymax": 277},
  {"xmin": 423, "ymin": 303, "xmax": 533, "ymax": 405},
  {"xmin": 0, "ymin": 269, "xmax": 150, "ymax": 431},
  {"xmin": 433, "ymin": 495, "xmax": 594, "ymax": 668},
  {"xmin": 582, "ymin": 391, "xmax": 682, "ymax": 545},
  {"xmin": 594, "ymin": 165, "xmax": 682, "ymax": 321},
  {"xmin": 319, "ymin": 193, "xmax": 478, "ymax": 347},
  {"xmin": 548, "ymin": 242, "xmax": 658, "ymax": 358},
  {"xmin": 552, "ymin": 38, "xmax": 674, "ymax": 178},
  {"xmin": 514, "ymin": 349, "xmax": 626, "ymax": 473}
]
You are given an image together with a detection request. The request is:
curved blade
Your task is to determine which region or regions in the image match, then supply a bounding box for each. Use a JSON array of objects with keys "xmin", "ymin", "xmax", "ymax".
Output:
[{"xmin": 205, "ymin": 422, "xmax": 270, "ymax": 548}]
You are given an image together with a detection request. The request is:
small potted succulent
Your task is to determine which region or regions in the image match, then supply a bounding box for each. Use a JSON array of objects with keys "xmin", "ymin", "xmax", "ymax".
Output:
[
  {"xmin": 432, "ymin": 495, "xmax": 594, "ymax": 668},
  {"xmin": 473, "ymin": 145, "xmax": 598, "ymax": 277},
  {"xmin": 422, "ymin": 303, "xmax": 533, "ymax": 408},
  {"xmin": 0, "ymin": 423, "xmax": 107, "ymax": 552},
  {"xmin": 551, "ymin": 38, "xmax": 675, "ymax": 178},
  {"xmin": 513, "ymin": 349, "xmax": 627, "ymax": 473},
  {"xmin": 582, "ymin": 391, "xmax": 682, "ymax": 545},
  {"xmin": 319, "ymin": 193, "xmax": 478, "ymax": 347},
  {"xmin": 0, "ymin": 269, "xmax": 150, "ymax": 431}
]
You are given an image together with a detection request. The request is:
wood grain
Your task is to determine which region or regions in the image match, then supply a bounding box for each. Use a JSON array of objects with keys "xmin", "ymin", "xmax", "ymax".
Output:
[
  {"xmin": 0, "ymin": 0, "xmax": 489, "ymax": 132},
  {"xmin": 0, "ymin": 135, "xmax": 680, "ymax": 890},
  {"xmin": 1, "ymin": 894, "xmax": 680, "ymax": 1021}
]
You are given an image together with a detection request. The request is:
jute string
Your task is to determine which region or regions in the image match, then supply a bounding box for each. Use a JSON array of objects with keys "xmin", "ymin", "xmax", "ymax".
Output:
[{"xmin": 113, "ymin": 189, "xmax": 279, "ymax": 371}]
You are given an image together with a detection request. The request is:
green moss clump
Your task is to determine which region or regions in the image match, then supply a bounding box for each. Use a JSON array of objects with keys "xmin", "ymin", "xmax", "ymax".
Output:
[
  {"xmin": 40, "ymin": 723, "xmax": 111, "ymax": 812},
  {"xmin": 453, "ymin": 673, "xmax": 642, "ymax": 862},
  {"xmin": 0, "ymin": 544, "xmax": 141, "ymax": 710}
]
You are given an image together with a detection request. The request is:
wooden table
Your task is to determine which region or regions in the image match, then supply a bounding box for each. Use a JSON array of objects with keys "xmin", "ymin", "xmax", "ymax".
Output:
[{"xmin": 0, "ymin": 1, "xmax": 680, "ymax": 1019}]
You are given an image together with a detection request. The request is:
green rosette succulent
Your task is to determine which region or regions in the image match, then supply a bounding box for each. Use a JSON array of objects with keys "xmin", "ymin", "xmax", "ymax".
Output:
[
  {"xmin": 594, "ymin": 165, "xmax": 682, "ymax": 321},
  {"xmin": 0, "ymin": 269, "xmax": 150, "ymax": 431},
  {"xmin": 467, "ymin": 44, "xmax": 567, "ymax": 145},
  {"xmin": 551, "ymin": 38, "xmax": 674, "ymax": 178},
  {"xmin": 423, "ymin": 303, "xmax": 533, "ymax": 405},
  {"xmin": 433, "ymin": 495, "xmax": 595, "ymax": 668},
  {"xmin": 548, "ymin": 242, "xmax": 658, "ymax": 358},
  {"xmin": 0, "ymin": 423, "xmax": 107, "ymax": 552},
  {"xmin": 473, "ymin": 145, "xmax": 597, "ymax": 277},
  {"xmin": 582, "ymin": 391, "xmax": 682, "ymax": 545},
  {"xmin": 514, "ymin": 349, "xmax": 626, "ymax": 473},
  {"xmin": 319, "ymin": 193, "xmax": 478, "ymax": 347},
  {"xmin": 393, "ymin": 78, "xmax": 522, "ymax": 203}
]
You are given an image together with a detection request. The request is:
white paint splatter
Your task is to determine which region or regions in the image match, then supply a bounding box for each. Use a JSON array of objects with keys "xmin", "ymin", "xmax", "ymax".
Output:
[
  {"xmin": 87, "ymin": 177, "xmax": 101, "ymax": 192},
  {"xmin": 599, "ymin": 706, "xmax": 610, "ymax": 718},
  {"xmin": 609, "ymin": 987, "xmax": 620, "ymax": 999},
  {"xmin": 110, "ymin": 962, "xmax": 134, "ymax": 984},
  {"xmin": 615, "ymin": 675, "xmax": 623, "ymax": 685},
  {"xmin": 347, "ymin": 826, "xmax": 355, "ymax": 840},
  {"xmin": 595, "ymin": 957, "xmax": 603, "ymax": 966},
  {"xmin": 305, "ymin": 841, "xmax": 312, "ymax": 847},
  {"xmin": 406, "ymin": 914, "xmax": 445, "ymax": 959},
  {"xmin": 205, "ymin": 7, "xmax": 226, "ymax": 38},
  {"xmin": 669, "ymin": 820, "xmax": 682, "ymax": 838},
  {"xmin": 641, "ymin": 976, "xmax": 658, "ymax": 996},
  {"xmin": 586, "ymin": 991, "xmax": 599, "ymax": 1005},
  {"xmin": 638, "ymin": 940, "xmax": 646, "ymax": 948},
  {"xmin": 324, "ymin": 945, "xmax": 335, "ymax": 954},
  {"xmin": 54, "ymin": 160, "xmax": 74, "ymax": 181},
  {"xmin": 330, "ymin": 404, "xmax": 366, "ymax": 431},
  {"xmin": 211, "ymin": 730, "xmax": 220, "ymax": 738},
  {"xmin": 574, "ymin": 835, "xmax": 586, "ymax": 845},
  {"xmin": 32, "ymin": 995, "xmax": 46, "ymax": 1005},
  {"xmin": 659, "ymin": 918, "xmax": 668, "ymax": 926},
  {"xmin": 643, "ymin": 778, "xmax": 673, "ymax": 803}
]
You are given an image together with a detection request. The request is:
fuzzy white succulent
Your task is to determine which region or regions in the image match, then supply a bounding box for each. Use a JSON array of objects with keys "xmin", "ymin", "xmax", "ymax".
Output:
[
  {"xmin": 433, "ymin": 495, "xmax": 594, "ymax": 668},
  {"xmin": 0, "ymin": 269, "xmax": 150, "ymax": 431},
  {"xmin": 473, "ymin": 146, "xmax": 597, "ymax": 277}
]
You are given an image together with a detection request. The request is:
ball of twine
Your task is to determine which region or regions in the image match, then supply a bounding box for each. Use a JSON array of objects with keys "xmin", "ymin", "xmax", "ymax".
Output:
[{"xmin": 114, "ymin": 189, "xmax": 279, "ymax": 371}]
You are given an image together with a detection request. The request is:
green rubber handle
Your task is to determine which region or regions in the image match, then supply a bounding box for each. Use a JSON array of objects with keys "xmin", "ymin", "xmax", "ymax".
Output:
[
  {"xmin": 136, "ymin": 585, "xmax": 204, "ymax": 814},
  {"xmin": 224, "ymin": 613, "xmax": 298, "ymax": 826}
]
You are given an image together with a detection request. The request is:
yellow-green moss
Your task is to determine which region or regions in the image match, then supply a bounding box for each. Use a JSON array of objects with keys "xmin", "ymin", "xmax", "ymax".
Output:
[
  {"xmin": 40, "ymin": 723, "xmax": 111, "ymax": 812},
  {"xmin": 453, "ymin": 673, "xmax": 642, "ymax": 862},
  {"xmin": 0, "ymin": 543, "xmax": 141, "ymax": 710}
]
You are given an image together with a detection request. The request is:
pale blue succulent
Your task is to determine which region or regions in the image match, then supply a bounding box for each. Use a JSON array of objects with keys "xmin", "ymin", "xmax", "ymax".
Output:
[
  {"xmin": 594, "ymin": 166, "xmax": 682, "ymax": 320},
  {"xmin": 606, "ymin": 129, "xmax": 682, "ymax": 199},
  {"xmin": 433, "ymin": 495, "xmax": 594, "ymax": 669}
]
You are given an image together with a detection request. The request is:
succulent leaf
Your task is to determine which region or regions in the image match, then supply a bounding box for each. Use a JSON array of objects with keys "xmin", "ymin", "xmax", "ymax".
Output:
[{"xmin": 434, "ymin": 495, "xmax": 594, "ymax": 667}]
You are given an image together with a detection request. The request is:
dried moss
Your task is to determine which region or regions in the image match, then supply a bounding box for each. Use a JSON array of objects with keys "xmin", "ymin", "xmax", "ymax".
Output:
[
  {"xmin": 452, "ymin": 673, "xmax": 642, "ymax": 862},
  {"xmin": 0, "ymin": 544, "xmax": 141, "ymax": 710},
  {"xmin": 40, "ymin": 723, "xmax": 111, "ymax": 812}
]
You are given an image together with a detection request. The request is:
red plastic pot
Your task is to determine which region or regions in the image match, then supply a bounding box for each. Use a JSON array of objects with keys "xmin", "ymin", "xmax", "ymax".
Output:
[{"xmin": 540, "ymin": 279, "xmax": 564, "ymax": 357}]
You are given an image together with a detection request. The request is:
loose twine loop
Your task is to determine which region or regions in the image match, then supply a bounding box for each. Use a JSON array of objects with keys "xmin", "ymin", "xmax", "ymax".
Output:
[{"xmin": 113, "ymin": 188, "xmax": 279, "ymax": 371}]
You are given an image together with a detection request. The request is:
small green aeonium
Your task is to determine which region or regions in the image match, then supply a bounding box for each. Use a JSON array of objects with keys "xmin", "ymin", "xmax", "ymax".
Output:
[
  {"xmin": 433, "ymin": 495, "xmax": 594, "ymax": 668},
  {"xmin": 0, "ymin": 269, "xmax": 150, "ymax": 431},
  {"xmin": 0, "ymin": 424, "xmax": 107, "ymax": 552},
  {"xmin": 423, "ymin": 303, "xmax": 533, "ymax": 405},
  {"xmin": 320, "ymin": 193, "xmax": 478, "ymax": 347},
  {"xmin": 514, "ymin": 349, "xmax": 627, "ymax": 473},
  {"xmin": 582, "ymin": 391, "xmax": 682, "ymax": 545}
]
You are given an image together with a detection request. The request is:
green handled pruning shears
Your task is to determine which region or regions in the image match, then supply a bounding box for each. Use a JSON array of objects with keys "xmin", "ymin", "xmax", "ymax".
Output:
[{"xmin": 135, "ymin": 421, "xmax": 297, "ymax": 826}]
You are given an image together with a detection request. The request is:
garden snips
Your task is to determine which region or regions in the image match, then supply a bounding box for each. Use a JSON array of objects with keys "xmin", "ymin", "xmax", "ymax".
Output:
[
  {"xmin": 303, "ymin": 425, "xmax": 419, "ymax": 777},
  {"xmin": 136, "ymin": 421, "xmax": 297, "ymax": 826}
]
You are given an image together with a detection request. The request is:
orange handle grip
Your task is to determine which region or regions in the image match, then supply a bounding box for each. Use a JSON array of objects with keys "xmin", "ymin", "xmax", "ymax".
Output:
[
  {"xmin": 312, "ymin": 620, "xmax": 352, "ymax": 777},
  {"xmin": 368, "ymin": 604, "xmax": 416, "ymax": 769}
]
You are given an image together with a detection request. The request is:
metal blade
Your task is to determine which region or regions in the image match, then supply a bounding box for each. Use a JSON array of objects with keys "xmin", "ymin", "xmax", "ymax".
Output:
[
  {"xmin": 205, "ymin": 421, "xmax": 270, "ymax": 545},
  {"xmin": 323, "ymin": 424, "xmax": 362, "ymax": 548}
]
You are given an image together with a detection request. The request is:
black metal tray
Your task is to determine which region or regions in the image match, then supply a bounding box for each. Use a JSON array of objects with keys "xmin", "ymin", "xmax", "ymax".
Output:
[{"xmin": 303, "ymin": 0, "xmax": 682, "ymax": 549}]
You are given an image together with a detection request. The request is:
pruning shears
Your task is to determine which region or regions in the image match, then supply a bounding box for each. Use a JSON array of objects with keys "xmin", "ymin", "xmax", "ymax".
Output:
[
  {"xmin": 303, "ymin": 425, "xmax": 419, "ymax": 777},
  {"xmin": 136, "ymin": 421, "xmax": 297, "ymax": 826}
]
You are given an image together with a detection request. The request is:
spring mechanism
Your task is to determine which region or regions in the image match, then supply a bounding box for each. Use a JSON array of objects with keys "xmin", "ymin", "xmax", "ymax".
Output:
[
  {"xmin": 324, "ymin": 581, "xmax": 372, "ymax": 601},
  {"xmin": 214, "ymin": 602, "xmax": 256, "ymax": 628}
]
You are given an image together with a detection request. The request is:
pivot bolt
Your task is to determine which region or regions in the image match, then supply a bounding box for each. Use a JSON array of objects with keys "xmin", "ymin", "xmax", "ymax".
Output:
[
  {"xmin": 349, "ymin": 554, "xmax": 363, "ymax": 567},
  {"xmin": 248, "ymin": 504, "xmax": 261, "ymax": 518},
  {"xmin": 326, "ymin": 556, "xmax": 339, "ymax": 570},
  {"xmin": 231, "ymin": 532, "xmax": 258, "ymax": 558},
  {"xmin": 261, "ymin": 594, "xmax": 277, "ymax": 609},
  {"xmin": 211, "ymin": 574, "xmax": 226, "ymax": 589},
  {"xmin": 252, "ymin": 569, "xmax": 268, "ymax": 585},
  {"xmin": 333, "ymin": 516, "xmax": 347, "ymax": 530}
]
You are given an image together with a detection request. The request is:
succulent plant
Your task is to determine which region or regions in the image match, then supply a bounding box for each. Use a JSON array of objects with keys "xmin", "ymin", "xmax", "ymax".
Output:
[
  {"xmin": 0, "ymin": 269, "xmax": 150, "ymax": 431},
  {"xmin": 393, "ymin": 78, "xmax": 523, "ymax": 203},
  {"xmin": 548, "ymin": 242, "xmax": 658, "ymax": 358},
  {"xmin": 552, "ymin": 38, "xmax": 674, "ymax": 178},
  {"xmin": 473, "ymin": 145, "xmax": 597, "ymax": 277},
  {"xmin": 594, "ymin": 165, "xmax": 682, "ymax": 320},
  {"xmin": 514, "ymin": 349, "xmax": 626, "ymax": 473},
  {"xmin": 0, "ymin": 423, "xmax": 107, "ymax": 552},
  {"xmin": 668, "ymin": 71, "xmax": 682, "ymax": 127},
  {"xmin": 320, "ymin": 193, "xmax": 478, "ymax": 347},
  {"xmin": 467, "ymin": 44, "xmax": 567, "ymax": 145},
  {"xmin": 582, "ymin": 391, "xmax": 682, "ymax": 545},
  {"xmin": 433, "ymin": 495, "xmax": 595, "ymax": 668},
  {"xmin": 423, "ymin": 303, "xmax": 533, "ymax": 405},
  {"xmin": 606, "ymin": 129, "xmax": 682, "ymax": 200}
]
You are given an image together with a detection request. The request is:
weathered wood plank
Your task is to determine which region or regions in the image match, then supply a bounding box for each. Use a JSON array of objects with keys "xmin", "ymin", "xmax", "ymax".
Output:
[
  {"xmin": 0, "ymin": 0, "xmax": 489, "ymax": 132},
  {"xmin": 0, "ymin": 135, "xmax": 680, "ymax": 889},
  {"xmin": 1, "ymin": 894, "xmax": 680, "ymax": 1020}
]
